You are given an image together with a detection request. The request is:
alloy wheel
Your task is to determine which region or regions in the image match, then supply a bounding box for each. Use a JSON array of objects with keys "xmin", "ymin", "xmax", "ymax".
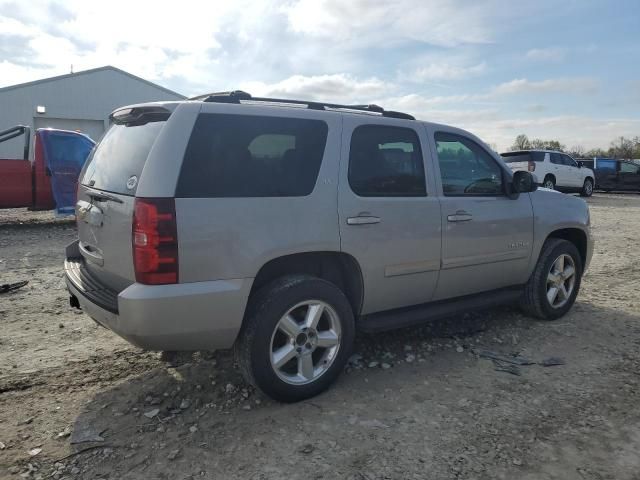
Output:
[
  {"xmin": 269, "ymin": 300, "xmax": 342, "ymax": 385},
  {"xmin": 584, "ymin": 180, "xmax": 593, "ymax": 195},
  {"xmin": 546, "ymin": 254, "xmax": 576, "ymax": 308}
]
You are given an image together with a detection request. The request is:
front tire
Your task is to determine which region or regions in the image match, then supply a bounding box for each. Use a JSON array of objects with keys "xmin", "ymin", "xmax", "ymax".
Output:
[
  {"xmin": 234, "ymin": 275, "xmax": 355, "ymax": 402},
  {"xmin": 521, "ymin": 239, "xmax": 583, "ymax": 320},
  {"xmin": 580, "ymin": 178, "xmax": 593, "ymax": 197}
]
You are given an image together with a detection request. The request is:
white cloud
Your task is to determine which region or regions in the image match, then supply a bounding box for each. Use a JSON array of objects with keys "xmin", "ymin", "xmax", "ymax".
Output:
[
  {"xmin": 409, "ymin": 62, "xmax": 487, "ymax": 81},
  {"xmin": 525, "ymin": 47, "xmax": 566, "ymax": 62},
  {"xmin": 282, "ymin": 0, "xmax": 497, "ymax": 47},
  {"xmin": 241, "ymin": 74, "xmax": 391, "ymax": 103},
  {"xmin": 491, "ymin": 77, "xmax": 599, "ymax": 96}
]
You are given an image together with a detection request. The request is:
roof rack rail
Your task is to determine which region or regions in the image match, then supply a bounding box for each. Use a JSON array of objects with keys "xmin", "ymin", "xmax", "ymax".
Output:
[{"xmin": 188, "ymin": 90, "xmax": 415, "ymax": 120}]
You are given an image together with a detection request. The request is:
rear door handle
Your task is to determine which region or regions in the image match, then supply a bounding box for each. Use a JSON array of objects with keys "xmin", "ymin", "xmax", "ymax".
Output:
[
  {"xmin": 447, "ymin": 211, "xmax": 473, "ymax": 222},
  {"xmin": 347, "ymin": 216, "xmax": 381, "ymax": 225}
]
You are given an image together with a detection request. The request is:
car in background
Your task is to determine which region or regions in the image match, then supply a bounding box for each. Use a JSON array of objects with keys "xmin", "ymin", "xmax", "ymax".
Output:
[
  {"xmin": 0, "ymin": 125, "xmax": 95, "ymax": 214},
  {"xmin": 501, "ymin": 150, "xmax": 595, "ymax": 197},
  {"xmin": 579, "ymin": 158, "xmax": 640, "ymax": 192}
]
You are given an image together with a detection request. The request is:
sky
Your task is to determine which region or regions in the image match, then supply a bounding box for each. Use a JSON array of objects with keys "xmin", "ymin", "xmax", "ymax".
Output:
[{"xmin": 0, "ymin": 0, "xmax": 639, "ymax": 151}]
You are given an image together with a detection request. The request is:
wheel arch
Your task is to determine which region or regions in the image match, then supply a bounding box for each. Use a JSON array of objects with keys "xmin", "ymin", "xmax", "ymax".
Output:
[
  {"xmin": 250, "ymin": 251, "xmax": 364, "ymax": 316},
  {"xmin": 546, "ymin": 228, "xmax": 587, "ymax": 267}
]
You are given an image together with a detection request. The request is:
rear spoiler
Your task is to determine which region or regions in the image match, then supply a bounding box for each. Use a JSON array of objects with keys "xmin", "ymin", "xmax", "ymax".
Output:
[{"xmin": 110, "ymin": 106, "xmax": 171, "ymax": 126}]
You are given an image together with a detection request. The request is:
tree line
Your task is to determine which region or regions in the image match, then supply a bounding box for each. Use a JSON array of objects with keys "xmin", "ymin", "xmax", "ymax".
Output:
[{"xmin": 509, "ymin": 134, "xmax": 640, "ymax": 159}]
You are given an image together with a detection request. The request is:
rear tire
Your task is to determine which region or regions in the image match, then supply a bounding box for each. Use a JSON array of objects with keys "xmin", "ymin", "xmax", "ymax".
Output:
[
  {"xmin": 542, "ymin": 176, "xmax": 556, "ymax": 190},
  {"xmin": 580, "ymin": 178, "xmax": 593, "ymax": 197},
  {"xmin": 521, "ymin": 239, "xmax": 583, "ymax": 320},
  {"xmin": 234, "ymin": 275, "xmax": 355, "ymax": 402}
]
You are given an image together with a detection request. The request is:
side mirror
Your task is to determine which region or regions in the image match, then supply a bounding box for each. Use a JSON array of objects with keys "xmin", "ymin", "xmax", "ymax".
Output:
[
  {"xmin": 577, "ymin": 161, "xmax": 583, "ymax": 168},
  {"xmin": 510, "ymin": 171, "xmax": 537, "ymax": 197}
]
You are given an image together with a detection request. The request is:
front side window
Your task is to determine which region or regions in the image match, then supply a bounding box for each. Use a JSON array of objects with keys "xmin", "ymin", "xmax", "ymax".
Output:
[
  {"xmin": 176, "ymin": 114, "xmax": 328, "ymax": 197},
  {"xmin": 620, "ymin": 162, "xmax": 640, "ymax": 174},
  {"xmin": 434, "ymin": 132, "xmax": 503, "ymax": 196},
  {"xmin": 562, "ymin": 155, "xmax": 577, "ymax": 167},
  {"xmin": 348, "ymin": 125, "xmax": 426, "ymax": 197}
]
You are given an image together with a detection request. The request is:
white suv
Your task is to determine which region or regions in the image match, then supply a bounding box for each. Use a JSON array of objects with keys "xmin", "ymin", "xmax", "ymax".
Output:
[{"xmin": 501, "ymin": 150, "xmax": 595, "ymax": 197}]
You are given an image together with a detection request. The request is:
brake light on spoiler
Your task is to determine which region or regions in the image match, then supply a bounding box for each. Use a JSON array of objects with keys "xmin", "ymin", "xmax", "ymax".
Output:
[{"xmin": 132, "ymin": 198, "xmax": 178, "ymax": 285}]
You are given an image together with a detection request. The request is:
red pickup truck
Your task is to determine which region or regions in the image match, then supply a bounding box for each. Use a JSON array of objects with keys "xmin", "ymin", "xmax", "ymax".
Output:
[{"xmin": 0, "ymin": 125, "xmax": 95, "ymax": 214}]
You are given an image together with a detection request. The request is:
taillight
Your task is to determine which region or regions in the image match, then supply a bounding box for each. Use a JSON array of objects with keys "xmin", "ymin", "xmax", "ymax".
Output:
[
  {"xmin": 132, "ymin": 198, "xmax": 178, "ymax": 285},
  {"xmin": 528, "ymin": 160, "xmax": 536, "ymax": 172}
]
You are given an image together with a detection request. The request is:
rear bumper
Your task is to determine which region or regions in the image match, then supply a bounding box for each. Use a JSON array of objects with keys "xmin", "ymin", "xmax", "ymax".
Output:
[{"xmin": 64, "ymin": 242, "xmax": 253, "ymax": 351}]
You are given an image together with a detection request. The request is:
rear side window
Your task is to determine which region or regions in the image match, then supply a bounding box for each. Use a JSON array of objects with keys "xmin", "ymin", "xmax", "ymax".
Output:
[
  {"xmin": 176, "ymin": 114, "xmax": 328, "ymax": 198},
  {"xmin": 550, "ymin": 153, "xmax": 563, "ymax": 165},
  {"xmin": 501, "ymin": 152, "xmax": 544, "ymax": 163},
  {"xmin": 348, "ymin": 125, "xmax": 426, "ymax": 197},
  {"xmin": 81, "ymin": 121, "xmax": 165, "ymax": 195}
]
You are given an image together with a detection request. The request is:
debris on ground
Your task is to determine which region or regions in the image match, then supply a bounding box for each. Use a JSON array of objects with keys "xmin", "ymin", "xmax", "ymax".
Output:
[
  {"xmin": 299, "ymin": 444, "xmax": 314, "ymax": 454},
  {"xmin": 493, "ymin": 362, "xmax": 522, "ymax": 376},
  {"xmin": 472, "ymin": 348, "xmax": 535, "ymax": 366},
  {"xmin": 348, "ymin": 353, "xmax": 363, "ymax": 366},
  {"xmin": 56, "ymin": 427, "xmax": 72, "ymax": 439},
  {"xmin": 28, "ymin": 447, "xmax": 42, "ymax": 456},
  {"xmin": 0, "ymin": 280, "xmax": 29, "ymax": 294},
  {"xmin": 143, "ymin": 408, "xmax": 160, "ymax": 419},
  {"xmin": 70, "ymin": 422, "xmax": 105, "ymax": 444},
  {"xmin": 474, "ymin": 348, "xmax": 566, "ymax": 374},
  {"xmin": 540, "ymin": 357, "xmax": 566, "ymax": 367}
]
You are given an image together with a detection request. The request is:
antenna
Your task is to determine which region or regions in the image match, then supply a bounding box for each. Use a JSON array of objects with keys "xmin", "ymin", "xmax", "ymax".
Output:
[{"xmin": 70, "ymin": 64, "xmax": 74, "ymax": 74}]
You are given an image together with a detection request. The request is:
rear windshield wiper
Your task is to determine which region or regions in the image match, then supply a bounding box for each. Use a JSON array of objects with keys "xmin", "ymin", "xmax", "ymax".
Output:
[{"xmin": 86, "ymin": 189, "xmax": 124, "ymax": 204}]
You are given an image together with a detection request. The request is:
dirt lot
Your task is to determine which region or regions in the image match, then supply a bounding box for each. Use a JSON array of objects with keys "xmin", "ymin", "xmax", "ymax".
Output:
[{"xmin": 1, "ymin": 194, "xmax": 639, "ymax": 480}]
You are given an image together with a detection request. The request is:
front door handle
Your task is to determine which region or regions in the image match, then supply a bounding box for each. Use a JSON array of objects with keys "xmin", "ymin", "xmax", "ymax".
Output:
[
  {"xmin": 347, "ymin": 216, "xmax": 381, "ymax": 225},
  {"xmin": 447, "ymin": 211, "xmax": 473, "ymax": 222}
]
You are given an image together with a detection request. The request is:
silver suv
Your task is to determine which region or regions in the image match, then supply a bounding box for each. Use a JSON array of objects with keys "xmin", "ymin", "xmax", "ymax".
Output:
[{"xmin": 65, "ymin": 91, "xmax": 593, "ymax": 402}]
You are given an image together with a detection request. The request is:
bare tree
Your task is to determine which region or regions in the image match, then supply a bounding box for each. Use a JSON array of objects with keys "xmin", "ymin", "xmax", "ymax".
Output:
[
  {"xmin": 509, "ymin": 134, "xmax": 530, "ymax": 151},
  {"xmin": 530, "ymin": 139, "xmax": 566, "ymax": 152},
  {"xmin": 608, "ymin": 136, "xmax": 635, "ymax": 159},
  {"xmin": 568, "ymin": 145, "xmax": 586, "ymax": 158}
]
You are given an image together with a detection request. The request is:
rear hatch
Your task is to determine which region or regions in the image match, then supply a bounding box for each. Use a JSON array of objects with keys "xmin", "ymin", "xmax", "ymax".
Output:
[{"xmin": 75, "ymin": 106, "xmax": 170, "ymax": 292}]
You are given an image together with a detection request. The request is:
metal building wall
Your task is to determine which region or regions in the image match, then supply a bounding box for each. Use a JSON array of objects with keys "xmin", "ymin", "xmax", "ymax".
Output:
[{"xmin": 0, "ymin": 67, "xmax": 184, "ymax": 158}]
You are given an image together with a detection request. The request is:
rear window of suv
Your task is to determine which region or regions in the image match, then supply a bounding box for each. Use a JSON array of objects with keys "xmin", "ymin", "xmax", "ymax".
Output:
[
  {"xmin": 80, "ymin": 121, "xmax": 165, "ymax": 195},
  {"xmin": 176, "ymin": 114, "xmax": 328, "ymax": 198},
  {"xmin": 500, "ymin": 152, "xmax": 544, "ymax": 163}
]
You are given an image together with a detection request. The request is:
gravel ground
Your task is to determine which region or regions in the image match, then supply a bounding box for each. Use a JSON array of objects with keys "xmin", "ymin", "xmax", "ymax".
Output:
[{"xmin": 1, "ymin": 193, "xmax": 639, "ymax": 480}]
